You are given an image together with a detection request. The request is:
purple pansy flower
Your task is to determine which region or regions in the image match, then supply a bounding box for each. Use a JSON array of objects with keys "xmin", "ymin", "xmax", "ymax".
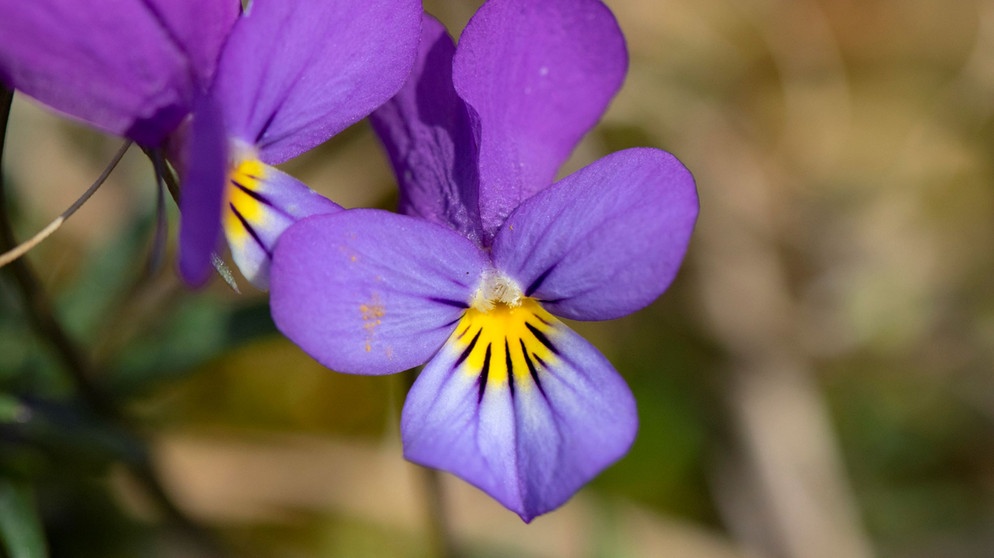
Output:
[
  {"xmin": 270, "ymin": 0, "xmax": 699, "ymax": 521},
  {"xmin": 0, "ymin": 0, "xmax": 422, "ymax": 288},
  {"xmin": 179, "ymin": 0, "xmax": 421, "ymax": 288}
]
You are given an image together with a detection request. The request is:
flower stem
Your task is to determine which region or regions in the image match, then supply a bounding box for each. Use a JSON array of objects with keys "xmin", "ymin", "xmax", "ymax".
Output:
[
  {"xmin": 0, "ymin": 139, "xmax": 130, "ymax": 269},
  {"xmin": 420, "ymin": 465, "xmax": 458, "ymax": 558},
  {"xmin": 141, "ymin": 147, "xmax": 241, "ymax": 293},
  {"xmin": 0, "ymin": 85, "xmax": 226, "ymax": 557},
  {"xmin": 401, "ymin": 371, "xmax": 458, "ymax": 558},
  {"xmin": 0, "ymin": 86, "xmax": 117, "ymax": 418}
]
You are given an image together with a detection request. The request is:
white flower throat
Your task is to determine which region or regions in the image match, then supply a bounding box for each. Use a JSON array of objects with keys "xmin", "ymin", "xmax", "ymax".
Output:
[{"xmin": 470, "ymin": 270, "xmax": 523, "ymax": 312}]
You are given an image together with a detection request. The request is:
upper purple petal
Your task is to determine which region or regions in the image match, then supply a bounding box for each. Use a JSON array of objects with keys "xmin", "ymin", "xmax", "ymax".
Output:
[
  {"xmin": 369, "ymin": 15, "xmax": 484, "ymax": 244},
  {"xmin": 491, "ymin": 148, "xmax": 698, "ymax": 321},
  {"xmin": 270, "ymin": 210, "xmax": 489, "ymax": 375},
  {"xmin": 212, "ymin": 0, "xmax": 422, "ymax": 164},
  {"xmin": 402, "ymin": 304, "xmax": 637, "ymax": 521},
  {"xmin": 143, "ymin": 0, "xmax": 240, "ymax": 86},
  {"xmin": 0, "ymin": 0, "xmax": 235, "ymax": 145},
  {"xmin": 178, "ymin": 96, "xmax": 227, "ymax": 286},
  {"xmin": 452, "ymin": 0, "xmax": 627, "ymax": 239}
]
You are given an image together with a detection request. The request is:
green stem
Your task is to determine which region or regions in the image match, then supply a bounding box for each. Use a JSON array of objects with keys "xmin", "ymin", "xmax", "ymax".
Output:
[
  {"xmin": 0, "ymin": 86, "xmax": 117, "ymax": 419},
  {"xmin": 0, "ymin": 85, "xmax": 226, "ymax": 557},
  {"xmin": 420, "ymin": 466, "xmax": 457, "ymax": 558},
  {"xmin": 401, "ymin": 371, "xmax": 458, "ymax": 558},
  {"xmin": 141, "ymin": 149, "xmax": 170, "ymax": 278},
  {"xmin": 0, "ymin": 480, "xmax": 48, "ymax": 558},
  {"xmin": 141, "ymin": 147, "xmax": 240, "ymax": 292}
]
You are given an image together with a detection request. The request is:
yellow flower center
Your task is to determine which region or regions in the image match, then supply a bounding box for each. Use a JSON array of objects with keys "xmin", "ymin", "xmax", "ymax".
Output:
[
  {"xmin": 223, "ymin": 158, "xmax": 268, "ymax": 247},
  {"xmin": 450, "ymin": 274, "xmax": 561, "ymax": 398}
]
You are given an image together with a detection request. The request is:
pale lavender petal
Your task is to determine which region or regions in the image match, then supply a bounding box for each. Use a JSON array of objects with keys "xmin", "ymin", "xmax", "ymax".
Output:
[
  {"xmin": 213, "ymin": 0, "xmax": 422, "ymax": 164},
  {"xmin": 0, "ymin": 0, "xmax": 205, "ymax": 145},
  {"xmin": 492, "ymin": 148, "xmax": 698, "ymax": 321},
  {"xmin": 224, "ymin": 161, "xmax": 341, "ymax": 290},
  {"xmin": 178, "ymin": 97, "xmax": 227, "ymax": 286},
  {"xmin": 144, "ymin": 0, "xmax": 240, "ymax": 86},
  {"xmin": 270, "ymin": 210, "xmax": 488, "ymax": 375},
  {"xmin": 402, "ymin": 302, "xmax": 637, "ymax": 521},
  {"xmin": 452, "ymin": 0, "xmax": 627, "ymax": 238},
  {"xmin": 369, "ymin": 15, "xmax": 483, "ymax": 244}
]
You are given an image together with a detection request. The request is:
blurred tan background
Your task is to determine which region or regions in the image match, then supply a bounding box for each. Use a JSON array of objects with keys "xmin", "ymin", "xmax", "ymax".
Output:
[{"xmin": 3, "ymin": 0, "xmax": 994, "ymax": 556}]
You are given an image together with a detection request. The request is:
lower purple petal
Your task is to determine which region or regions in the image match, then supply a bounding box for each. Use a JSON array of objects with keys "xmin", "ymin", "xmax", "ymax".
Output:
[
  {"xmin": 270, "ymin": 210, "xmax": 489, "ymax": 375},
  {"xmin": 402, "ymin": 299, "xmax": 637, "ymax": 521},
  {"xmin": 178, "ymin": 97, "xmax": 227, "ymax": 286}
]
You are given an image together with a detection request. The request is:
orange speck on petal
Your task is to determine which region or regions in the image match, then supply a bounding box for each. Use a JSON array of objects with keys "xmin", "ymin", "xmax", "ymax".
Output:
[{"xmin": 360, "ymin": 293, "xmax": 386, "ymax": 353}]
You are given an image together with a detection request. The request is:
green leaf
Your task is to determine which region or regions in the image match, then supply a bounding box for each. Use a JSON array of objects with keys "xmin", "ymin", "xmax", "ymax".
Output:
[
  {"xmin": 0, "ymin": 480, "xmax": 48, "ymax": 558},
  {"xmin": 0, "ymin": 393, "xmax": 28, "ymax": 424},
  {"xmin": 57, "ymin": 214, "xmax": 156, "ymax": 344},
  {"xmin": 108, "ymin": 296, "xmax": 280, "ymax": 398}
]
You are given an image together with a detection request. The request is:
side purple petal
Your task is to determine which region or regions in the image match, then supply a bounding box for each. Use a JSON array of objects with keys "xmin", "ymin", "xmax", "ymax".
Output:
[
  {"xmin": 492, "ymin": 148, "xmax": 699, "ymax": 321},
  {"xmin": 369, "ymin": 15, "xmax": 484, "ymax": 244},
  {"xmin": 178, "ymin": 97, "xmax": 227, "ymax": 286},
  {"xmin": 212, "ymin": 0, "xmax": 422, "ymax": 164},
  {"xmin": 452, "ymin": 0, "xmax": 627, "ymax": 238},
  {"xmin": 270, "ymin": 210, "xmax": 488, "ymax": 375},
  {"xmin": 402, "ymin": 312, "xmax": 637, "ymax": 522},
  {"xmin": 0, "ymin": 0, "xmax": 199, "ymax": 145},
  {"xmin": 143, "ymin": 0, "xmax": 240, "ymax": 87}
]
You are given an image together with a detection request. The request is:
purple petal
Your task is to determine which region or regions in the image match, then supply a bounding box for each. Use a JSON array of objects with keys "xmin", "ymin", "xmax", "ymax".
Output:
[
  {"xmin": 402, "ymin": 300, "xmax": 637, "ymax": 521},
  {"xmin": 178, "ymin": 97, "xmax": 227, "ymax": 286},
  {"xmin": 0, "ymin": 0, "xmax": 216, "ymax": 145},
  {"xmin": 369, "ymin": 15, "xmax": 484, "ymax": 244},
  {"xmin": 452, "ymin": 0, "xmax": 627, "ymax": 238},
  {"xmin": 224, "ymin": 160, "xmax": 341, "ymax": 290},
  {"xmin": 270, "ymin": 210, "xmax": 488, "ymax": 375},
  {"xmin": 212, "ymin": 0, "xmax": 422, "ymax": 164},
  {"xmin": 491, "ymin": 148, "xmax": 698, "ymax": 321},
  {"xmin": 144, "ymin": 0, "xmax": 240, "ymax": 86}
]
